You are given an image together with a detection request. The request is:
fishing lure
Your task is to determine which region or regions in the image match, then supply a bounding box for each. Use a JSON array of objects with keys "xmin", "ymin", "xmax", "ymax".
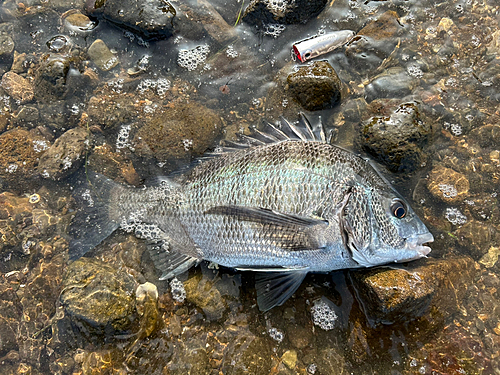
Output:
[{"xmin": 292, "ymin": 30, "xmax": 355, "ymax": 63}]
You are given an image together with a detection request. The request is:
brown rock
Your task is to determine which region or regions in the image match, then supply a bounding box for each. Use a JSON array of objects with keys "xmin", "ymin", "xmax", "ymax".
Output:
[
  {"xmin": 88, "ymin": 144, "xmax": 141, "ymax": 186},
  {"xmin": 287, "ymin": 60, "xmax": 342, "ymax": 111},
  {"xmin": 134, "ymin": 101, "xmax": 222, "ymax": 162},
  {"xmin": 427, "ymin": 165, "xmax": 469, "ymax": 203},
  {"xmin": 0, "ymin": 128, "xmax": 49, "ymax": 188},
  {"xmin": 1, "ymin": 72, "xmax": 33, "ymax": 104},
  {"xmin": 350, "ymin": 256, "xmax": 476, "ymax": 325},
  {"xmin": 37, "ymin": 127, "xmax": 89, "ymax": 180},
  {"xmin": 455, "ymin": 220, "xmax": 496, "ymax": 260}
]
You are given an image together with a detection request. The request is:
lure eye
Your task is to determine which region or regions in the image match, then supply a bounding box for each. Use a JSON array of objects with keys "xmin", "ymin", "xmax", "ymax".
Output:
[{"xmin": 391, "ymin": 200, "xmax": 407, "ymax": 219}]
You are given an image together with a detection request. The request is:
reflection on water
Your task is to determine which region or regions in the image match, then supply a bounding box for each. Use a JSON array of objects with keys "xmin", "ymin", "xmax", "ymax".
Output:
[{"xmin": 0, "ymin": 0, "xmax": 499, "ymax": 373}]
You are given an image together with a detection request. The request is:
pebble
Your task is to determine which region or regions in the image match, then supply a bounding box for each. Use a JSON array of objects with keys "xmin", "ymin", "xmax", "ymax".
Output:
[
  {"xmin": 427, "ymin": 165, "xmax": 469, "ymax": 203},
  {"xmin": 1, "ymin": 71, "xmax": 33, "ymax": 104},
  {"xmin": 87, "ymin": 39, "xmax": 119, "ymax": 71},
  {"xmin": 281, "ymin": 350, "xmax": 297, "ymax": 369}
]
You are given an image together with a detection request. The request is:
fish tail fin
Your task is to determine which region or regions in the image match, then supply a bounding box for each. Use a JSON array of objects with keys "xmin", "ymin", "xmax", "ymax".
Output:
[{"xmin": 69, "ymin": 172, "xmax": 127, "ymax": 260}]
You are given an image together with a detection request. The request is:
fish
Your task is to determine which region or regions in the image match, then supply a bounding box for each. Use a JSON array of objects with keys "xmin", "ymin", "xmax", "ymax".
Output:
[
  {"xmin": 69, "ymin": 114, "xmax": 433, "ymax": 311},
  {"xmin": 292, "ymin": 30, "xmax": 355, "ymax": 63}
]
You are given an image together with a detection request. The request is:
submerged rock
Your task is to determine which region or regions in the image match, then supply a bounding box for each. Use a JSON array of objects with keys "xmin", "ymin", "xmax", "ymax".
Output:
[
  {"xmin": 60, "ymin": 258, "xmax": 138, "ymax": 333},
  {"xmin": 87, "ymin": 39, "xmax": 119, "ymax": 72},
  {"xmin": 1, "ymin": 71, "xmax": 33, "ymax": 104},
  {"xmin": 358, "ymin": 101, "xmax": 432, "ymax": 172},
  {"xmin": 287, "ymin": 61, "xmax": 342, "ymax": 111},
  {"xmin": 426, "ymin": 165, "xmax": 469, "ymax": 203},
  {"xmin": 0, "ymin": 282, "xmax": 22, "ymax": 356},
  {"xmin": 37, "ymin": 127, "xmax": 89, "ymax": 181},
  {"xmin": 364, "ymin": 67, "xmax": 416, "ymax": 103},
  {"xmin": 0, "ymin": 129, "xmax": 49, "ymax": 188},
  {"xmin": 350, "ymin": 256, "xmax": 476, "ymax": 325},
  {"xmin": 87, "ymin": 0, "xmax": 176, "ymax": 40},
  {"xmin": 133, "ymin": 101, "xmax": 222, "ymax": 162},
  {"xmin": 242, "ymin": 0, "xmax": 328, "ymax": 27}
]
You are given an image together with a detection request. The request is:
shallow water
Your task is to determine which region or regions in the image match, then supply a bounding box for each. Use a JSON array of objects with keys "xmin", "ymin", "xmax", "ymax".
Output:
[{"xmin": 0, "ymin": 0, "xmax": 499, "ymax": 374}]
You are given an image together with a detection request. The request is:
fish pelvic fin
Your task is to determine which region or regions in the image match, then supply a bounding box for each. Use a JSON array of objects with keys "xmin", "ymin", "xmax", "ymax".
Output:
[
  {"xmin": 255, "ymin": 271, "xmax": 308, "ymax": 311},
  {"xmin": 69, "ymin": 172, "xmax": 127, "ymax": 260},
  {"xmin": 147, "ymin": 241, "xmax": 200, "ymax": 280}
]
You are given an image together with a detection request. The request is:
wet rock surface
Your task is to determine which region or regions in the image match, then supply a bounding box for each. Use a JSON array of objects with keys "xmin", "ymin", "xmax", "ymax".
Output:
[
  {"xmin": 37, "ymin": 127, "xmax": 89, "ymax": 180},
  {"xmin": 358, "ymin": 101, "xmax": 432, "ymax": 172},
  {"xmin": 60, "ymin": 258, "xmax": 138, "ymax": 333},
  {"xmin": 0, "ymin": 129, "xmax": 49, "ymax": 188},
  {"xmin": 87, "ymin": 0, "xmax": 176, "ymax": 40},
  {"xmin": 287, "ymin": 60, "xmax": 342, "ymax": 111},
  {"xmin": 1, "ymin": 72, "xmax": 33, "ymax": 104},
  {"xmin": 133, "ymin": 101, "xmax": 222, "ymax": 162},
  {"xmin": 242, "ymin": 0, "xmax": 328, "ymax": 27},
  {"xmin": 350, "ymin": 256, "xmax": 476, "ymax": 325}
]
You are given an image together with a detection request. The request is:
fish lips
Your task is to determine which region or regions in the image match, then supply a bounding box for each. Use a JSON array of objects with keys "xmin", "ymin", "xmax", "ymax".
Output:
[{"xmin": 400, "ymin": 232, "xmax": 434, "ymax": 261}]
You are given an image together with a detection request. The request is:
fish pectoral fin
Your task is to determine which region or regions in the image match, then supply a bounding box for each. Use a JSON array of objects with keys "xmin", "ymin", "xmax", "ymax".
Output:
[
  {"xmin": 255, "ymin": 271, "xmax": 308, "ymax": 312},
  {"xmin": 147, "ymin": 242, "xmax": 200, "ymax": 280},
  {"xmin": 205, "ymin": 205, "xmax": 328, "ymax": 228}
]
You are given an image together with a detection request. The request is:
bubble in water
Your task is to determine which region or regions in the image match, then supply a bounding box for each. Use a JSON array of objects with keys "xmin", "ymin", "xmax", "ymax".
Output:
[
  {"xmin": 267, "ymin": 327, "xmax": 284, "ymax": 343},
  {"xmin": 170, "ymin": 277, "xmax": 186, "ymax": 303},
  {"xmin": 407, "ymin": 64, "xmax": 423, "ymax": 78},
  {"xmin": 226, "ymin": 45, "xmax": 238, "ymax": 58},
  {"xmin": 445, "ymin": 207, "xmax": 467, "ymax": 225},
  {"xmin": 438, "ymin": 184, "xmax": 458, "ymax": 198},
  {"xmin": 264, "ymin": 23, "xmax": 286, "ymax": 38},
  {"xmin": 177, "ymin": 45, "xmax": 210, "ymax": 71},
  {"xmin": 116, "ymin": 124, "xmax": 131, "ymax": 150},
  {"xmin": 265, "ymin": 0, "xmax": 294, "ymax": 14},
  {"xmin": 311, "ymin": 297, "xmax": 337, "ymax": 331}
]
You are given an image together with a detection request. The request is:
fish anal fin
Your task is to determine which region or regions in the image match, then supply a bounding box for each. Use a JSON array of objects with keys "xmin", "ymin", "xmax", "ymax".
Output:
[{"xmin": 255, "ymin": 271, "xmax": 308, "ymax": 311}]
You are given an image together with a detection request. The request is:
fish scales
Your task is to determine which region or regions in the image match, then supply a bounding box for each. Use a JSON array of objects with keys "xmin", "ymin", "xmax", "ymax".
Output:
[{"xmin": 69, "ymin": 115, "xmax": 433, "ymax": 311}]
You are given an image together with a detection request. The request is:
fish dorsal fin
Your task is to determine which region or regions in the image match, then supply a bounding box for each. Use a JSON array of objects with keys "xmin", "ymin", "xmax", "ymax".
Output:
[
  {"xmin": 255, "ymin": 271, "xmax": 308, "ymax": 311},
  {"xmin": 217, "ymin": 113, "xmax": 327, "ymax": 154}
]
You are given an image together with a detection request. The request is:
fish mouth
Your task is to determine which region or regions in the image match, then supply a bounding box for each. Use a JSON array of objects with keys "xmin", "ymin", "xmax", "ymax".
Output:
[{"xmin": 405, "ymin": 232, "xmax": 434, "ymax": 257}]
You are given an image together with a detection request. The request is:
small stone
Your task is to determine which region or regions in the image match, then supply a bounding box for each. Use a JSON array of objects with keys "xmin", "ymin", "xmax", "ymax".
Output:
[
  {"xmin": 286, "ymin": 324, "xmax": 311, "ymax": 349},
  {"xmin": 64, "ymin": 12, "xmax": 94, "ymax": 31},
  {"xmin": 33, "ymin": 55, "xmax": 71, "ymax": 102},
  {"xmin": 87, "ymin": 39, "xmax": 119, "ymax": 71},
  {"xmin": 37, "ymin": 127, "xmax": 89, "ymax": 180},
  {"xmin": 427, "ymin": 166, "xmax": 469, "ymax": 203},
  {"xmin": 437, "ymin": 17, "xmax": 455, "ymax": 33},
  {"xmin": 0, "ymin": 34, "xmax": 14, "ymax": 58},
  {"xmin": 11, "ymin": 105, "xmax": 39, "ymax": 128},
  {"xmin": 364, "ymin": 67, "xmax": 416, "ymax": 102},
  {"xmin": 1, "ymin": 72, "xmax": 33, "ymax": 104},
  {"xmin": 281, "ymin": 350, "xmax": 297, "ymax": 370},
  {"xmin": 287, "ymin": 61, "xmax": 342, "ymax": 111}
]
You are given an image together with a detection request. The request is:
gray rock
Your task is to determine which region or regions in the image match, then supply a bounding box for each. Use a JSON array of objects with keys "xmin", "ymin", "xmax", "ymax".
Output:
[
  {"xmin": 37, "ymin": 127, "xmax": 89, "ymax": 181},
  {"xmin": 11, "ymin": 105, "xmax": 39, "ymax": 128},
  {"xmin": 0, "ymin": 34, "xmax": 14, "ymax": 60},
  {"xmin": 287, "ymin": 61, "xmax": 342, "ymax": 111},
  {"xmin": 87, "ymin": 0, "xmax": 176, "ymax": 40},
  {"xmin": 364, "ymin": 67, "xmax": 416, "ymax": 103},
  {"xmin": 242, "ymin": 0, "xmax": 328, "ymax": 27},
  {"xmin": 358, "ymin": 101, "xmax": 432, "ymax": 172},
  {"xmin": 60, "ymin": 258, "xmax": 138, "ymax": 332}
]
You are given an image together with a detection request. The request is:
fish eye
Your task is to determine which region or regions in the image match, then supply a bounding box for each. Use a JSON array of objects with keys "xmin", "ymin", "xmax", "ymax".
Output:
[{"xmin": 391, "ymin": 199, "xmax": 407, "ymax": 219}]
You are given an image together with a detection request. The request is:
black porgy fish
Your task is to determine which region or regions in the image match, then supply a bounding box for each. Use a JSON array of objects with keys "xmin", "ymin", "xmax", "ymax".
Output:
[{"xmin": 70, "ymin": 115, "xmax": 433, "ymax": 311}]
